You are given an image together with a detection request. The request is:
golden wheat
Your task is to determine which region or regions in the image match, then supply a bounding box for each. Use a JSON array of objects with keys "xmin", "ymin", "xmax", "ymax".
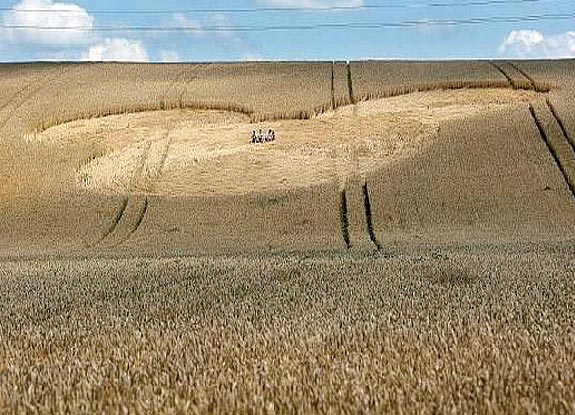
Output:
[
  {"xmin": 1, "ymin": 253, "xmax": 574, "ymax": 414},
  {"xmin": 1, "ymin": 60, "xmax": 575, "ymax": 414}
]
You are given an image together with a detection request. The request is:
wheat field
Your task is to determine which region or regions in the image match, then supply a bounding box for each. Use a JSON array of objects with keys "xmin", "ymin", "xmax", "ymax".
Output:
[{"xmin": 1, "ymin": 60, "xmax": 575, "ymax": 413}]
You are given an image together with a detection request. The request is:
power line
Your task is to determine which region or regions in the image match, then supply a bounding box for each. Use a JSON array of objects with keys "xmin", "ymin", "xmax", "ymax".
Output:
[
  {"xmin": 0, "ymin": 0, "xmax": 549, "ymax": 15},
  {"xmin": 0, "ymin": 13, "xmax": 572, "ymax": 32}
]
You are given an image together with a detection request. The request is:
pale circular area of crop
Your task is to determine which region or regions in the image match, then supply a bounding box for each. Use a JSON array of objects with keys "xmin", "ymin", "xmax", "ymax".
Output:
[{"xmin": 37, "ymin": 88, "xmax": 539, "ymax": 197}]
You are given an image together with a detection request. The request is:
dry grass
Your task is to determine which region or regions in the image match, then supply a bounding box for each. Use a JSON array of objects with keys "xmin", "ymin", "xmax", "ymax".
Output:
[{"xmin": 1, "ymin": 253, "xmax": 574, "ymax": 414}]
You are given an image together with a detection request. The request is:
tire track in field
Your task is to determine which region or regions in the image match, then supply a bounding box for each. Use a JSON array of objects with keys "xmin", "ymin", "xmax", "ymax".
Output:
[
  {"xmin": 94, "ymin": 196, "xmax": 130, "ymax": 245},
  {"xmin": 546, "ymin": 97, "xmax": 575, "ymax": 154},
  {"xmin": 339, "ymin": 189, "xmax": 351, "ymax": 249},
  {"xmin": 490, "ymin": 61, "xmax": 549, "ymax": 93},
  {"xmin": 112, "ymin": 197, "xmax": 150, "ymax": 247},
  {"xmin": 339, "ymin": 178, "xmax": 382, "ymax": 252},
  {"xmin": 507, "ymin": 62, "xmax": 539, "ymax": 91},
  {"xmin": 331, "ymin": 61, "xmax": 336, "ymax": 110},
  {"xmin": 489, "ymin": 62, "xmax": 515, "ymax": 89},
  {"xmin": 362, "ymin": 181, "xmax": 382, "ymax": 251},
  {"xmin": 94, "ymin": 67, "xmax": 187, "ymax": 249},
  {"xmin": 94, "ymin": 65, "xmax": 197, "ymax": 248},
  {"xmin": 346, "ymin": 61, "xmax": 355, "ymax": 104},
  {"xmin": 0, "ymin": 82, "xmax": 36, "ymax": 114},
  {"xmin": 92, "ymin": 141, "xmax": 150, "ymax": 248},
  {"xmin": 489, "ymin": 61, "xmax": 532, "ymax": 91},
  {"xmin": 110, "ymin": 138, "xmax": 154, "ymax": 247},
  {"xmin": 119, "ymin": 125, "xmax": 174, "ymax": 246},
  {"xmin": 528, "ymin": 104, "xmax": 575, "ymax": 199},
  {"xmin": 490, "ymin": 61, "xmax": 531, "ymax": 91},
  {"xmin": 95, "ymin": 127, "xmax": 174, "ymax": 248}
]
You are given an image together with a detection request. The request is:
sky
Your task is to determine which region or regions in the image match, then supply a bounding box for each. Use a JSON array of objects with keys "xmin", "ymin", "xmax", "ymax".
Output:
[{"xmin": 0, "ymin": 0, "xmax": 573, "ymax": 62}]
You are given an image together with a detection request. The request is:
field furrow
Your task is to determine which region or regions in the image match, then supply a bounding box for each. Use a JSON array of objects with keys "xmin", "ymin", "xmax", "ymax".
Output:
[
  {"xmin": 346, "ymin": 61, "xmax": 355, "ymax": 104},
  {"xmin": 529, "ymin": 102, "xmax": 575, "ymax": 199},
  {"xmin": 362, "ymin": 181, "xmax": 382, "ymax": 252},
  {"xmin": 342, "ymin": 178, "xmax": 377, "ymax": 251},
  {"xmin": 547, "ymin": 97, "xmax": 575, "ymax": 153},
  {"xmin": 339, "ymin": 189, "xmax": 351, "ymax": 249},
  {"xmin": 491, "ymin": 61, "xmax": 550, "ymax": 92}
]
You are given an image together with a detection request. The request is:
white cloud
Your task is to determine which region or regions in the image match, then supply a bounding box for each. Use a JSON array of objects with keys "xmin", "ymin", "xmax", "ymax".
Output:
[
  {"xmin": 82, "ymin": 38, "xmax": 149, "ymax": 62},
  {"xmin": 173, "ymin": 13, "xmax": 203, "ymax": 37},
  {"xmin": 1, "ymin": 0, "xmax": 94, "ymax": 48},
  {"xmin": 499, "ymin": 30, "xmax": 575, "ymax": 59},
  {"xmin": 258, "ymin": 0, "xmax": 362, "ymax": 7},
  {"xmin": 172, "ymin": 13, "xmax": 235, "ymax": 39},
  {"xmin": 207, "ymin": 14, "xmax": 235, "ymax": 39},
  {"xmin": 0, "ymin": 0, "xmax": 150, "ymax": 62}
]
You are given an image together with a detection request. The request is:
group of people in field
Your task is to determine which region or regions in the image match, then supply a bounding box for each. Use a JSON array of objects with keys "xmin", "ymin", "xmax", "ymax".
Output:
[{"xmin": 251, "ymin": 129, "xmax": 276, "ymax": 144}]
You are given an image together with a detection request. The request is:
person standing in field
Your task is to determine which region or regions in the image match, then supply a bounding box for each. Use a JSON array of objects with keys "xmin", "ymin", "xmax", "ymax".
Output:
[{"xmin": 251, "ymin": 130, "xmax": 257, "ymax": 144}]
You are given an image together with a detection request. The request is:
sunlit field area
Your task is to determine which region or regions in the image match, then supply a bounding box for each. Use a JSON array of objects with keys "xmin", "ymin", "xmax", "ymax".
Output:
[{"xmin": 1, "ymin": 60, "xmax": 575, "ymax": 413}]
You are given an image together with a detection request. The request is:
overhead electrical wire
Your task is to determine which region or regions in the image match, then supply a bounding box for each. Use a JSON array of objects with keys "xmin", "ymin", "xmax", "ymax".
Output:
[
  {"xmin": 0, "ymin": 0, "xmax": 552, "ymax": 15},
  {"xmin": 0, "ymin": 13, "xmax": 572, "ymax": 32}
]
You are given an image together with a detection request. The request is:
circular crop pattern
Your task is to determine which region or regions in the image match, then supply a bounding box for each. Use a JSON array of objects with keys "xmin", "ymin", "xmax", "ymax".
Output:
[{"xmin": 36, "ymin": 88, "xmax": 540, "ymax": 197}]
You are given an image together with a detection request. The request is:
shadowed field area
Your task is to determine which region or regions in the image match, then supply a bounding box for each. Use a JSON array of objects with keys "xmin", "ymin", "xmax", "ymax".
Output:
[{"xmin": 1, "ymin": 60, "xmax": 574, "ymax": 413}]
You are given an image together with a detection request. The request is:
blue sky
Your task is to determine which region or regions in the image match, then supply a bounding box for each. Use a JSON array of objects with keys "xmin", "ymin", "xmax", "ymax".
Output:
[{"xmin": 0, "ymin": 0, "xmax": 573, "ymax": 62}]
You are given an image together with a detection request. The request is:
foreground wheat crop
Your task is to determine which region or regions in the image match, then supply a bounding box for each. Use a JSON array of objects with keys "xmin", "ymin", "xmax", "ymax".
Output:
[
  {"xmin": 1, "ymin": 60, "xmax": 574, "ymax": 413},
  {"xmin": 1, "ymin": 253, "xmax": 574, "ymax": 414}
]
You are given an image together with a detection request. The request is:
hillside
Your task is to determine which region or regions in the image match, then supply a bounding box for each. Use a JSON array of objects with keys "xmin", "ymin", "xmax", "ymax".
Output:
[
  {"xmin": 1, "ymin": 60, "xmax": 575, "ymax": 256},
  {"xmin": 2, "ymin": 60, "xmax": 575, "ymax": 414}
]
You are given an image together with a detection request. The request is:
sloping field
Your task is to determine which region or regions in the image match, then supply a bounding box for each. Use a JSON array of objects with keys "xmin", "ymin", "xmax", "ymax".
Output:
[
  {"xmin": 3, "ymin": 62, "xmax": 350, "ymax": 137},
  {"xmin": 179, "ymin": 62, "xmax": 351, "ymax": 121},
  {"xmin": 350, "ymin": 60, "xmax": 508, "ymax": 101},
  {"xmin": 366, "ymin": 104, "xmax": 575, "ymax": 250},
  {"xmin": 511, "ymin": 59, "xmax": 575, "ymax": 92},
  {"xmin": 514, "ymin": 59, "xmax": 575, "ymax": 158},
  {"xmin": 1, "ymin": 60, "xmax": 575, "ymax": 414},
  {"xmin": 2, "ymin": 61, "xmax": 575, "ymax": 256}
]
